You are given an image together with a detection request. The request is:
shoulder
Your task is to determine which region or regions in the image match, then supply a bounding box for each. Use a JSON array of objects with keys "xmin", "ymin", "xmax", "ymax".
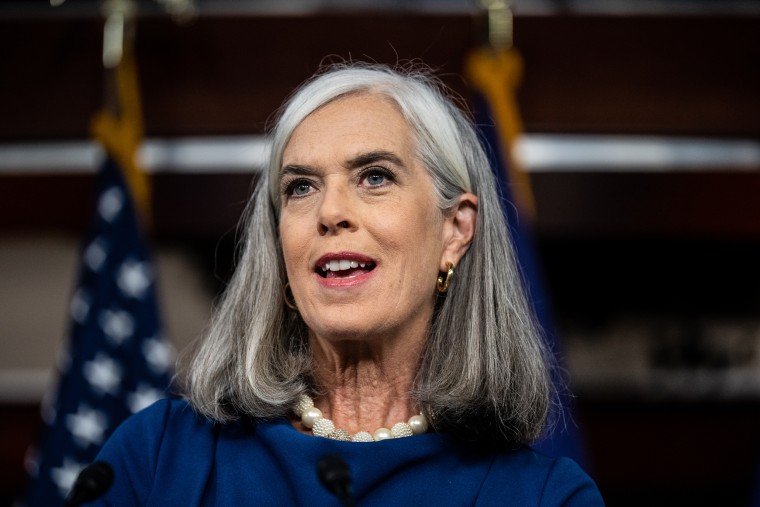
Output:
[
  {"xmin": 91, "ymin": 398, "xmax": 218, "ymax": 505},
  {"xmin": 100, "ymin": 397, "xmax": 217, "ymax": 469},
  {"xmin": 479, "ymin": 446, "xmax": 605, "ymax": 506},
  {"xmin": 112, "ymin": 397, "xmax": 209, "ymax": 437}
]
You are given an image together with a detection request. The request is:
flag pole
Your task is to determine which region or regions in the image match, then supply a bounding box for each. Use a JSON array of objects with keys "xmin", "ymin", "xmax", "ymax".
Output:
[
  {"xmin": 48, "ymin": 0, "xmax": 198, "ymax": 227},
  {"xmin": 90, "ymin": 0, "xmax": 153, "ymax": 229}
]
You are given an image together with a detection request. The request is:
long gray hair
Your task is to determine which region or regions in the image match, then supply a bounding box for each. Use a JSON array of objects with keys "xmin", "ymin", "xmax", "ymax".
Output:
[{"xmin": 179, "ymin": 62, "xmax": 555, "ymax": 445}]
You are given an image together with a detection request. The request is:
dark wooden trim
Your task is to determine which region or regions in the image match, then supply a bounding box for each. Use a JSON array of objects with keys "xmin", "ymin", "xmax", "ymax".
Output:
[
  {"xmin": 531, "ymin": 171, "xmax": 760, "ymax": 239},
  {"xmin": 516, "ymin": 15, "xmax": 760, "ymax": 137},
  {"xmin": 1, "ymin": 13, "xmax": 757, "ymax": 140},
  {"xmin": 576, "ymin": 398, "xmax": 760, "ymax": 506}
]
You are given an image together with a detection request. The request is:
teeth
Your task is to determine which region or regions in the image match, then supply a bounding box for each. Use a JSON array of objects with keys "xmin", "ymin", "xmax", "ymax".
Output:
[{"xmin": 321, "ymin": 259, "xmax": 371, "ymax": 272}]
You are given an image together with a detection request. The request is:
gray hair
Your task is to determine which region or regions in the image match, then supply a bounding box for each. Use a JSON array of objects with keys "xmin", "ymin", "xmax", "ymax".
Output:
[{"xmin": 179, "ymin": 62, "xmax": 555, "ymax": 444}]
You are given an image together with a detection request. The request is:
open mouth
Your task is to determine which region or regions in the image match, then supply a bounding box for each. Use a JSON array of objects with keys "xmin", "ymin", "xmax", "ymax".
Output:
[{"xmin": 317, "ymin": 259, "xmax": 377, "ymax": 279}]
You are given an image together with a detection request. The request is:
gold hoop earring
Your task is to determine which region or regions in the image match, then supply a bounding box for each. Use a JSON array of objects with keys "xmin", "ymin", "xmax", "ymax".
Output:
[
  {"xmin": 436, "ymin": 262, "xmax": 454, "ymax": 294},
  {"xmin": 282, "ymin": 282, "xmax": 298, "ymax": 311}
]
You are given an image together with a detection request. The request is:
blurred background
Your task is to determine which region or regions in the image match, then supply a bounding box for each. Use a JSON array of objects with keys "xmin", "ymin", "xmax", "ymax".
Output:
[{"xmin": 1, "ymin": 0, "xmax": 759, "ymax": 505}]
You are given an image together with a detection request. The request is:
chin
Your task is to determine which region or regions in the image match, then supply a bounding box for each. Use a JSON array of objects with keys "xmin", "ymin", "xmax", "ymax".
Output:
[{"xmin": 306, "ymin": 319, "xmax": 379, "ymax": 343}]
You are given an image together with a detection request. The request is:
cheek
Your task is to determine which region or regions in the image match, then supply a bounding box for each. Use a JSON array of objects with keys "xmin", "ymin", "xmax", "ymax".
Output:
[
  {"xmin": 279, "ymin": 219, "xmax": 308, "ymax": 277},
  {"xmin": 375, "ymin": 203, "xmax": 444, "ymax": 266}
]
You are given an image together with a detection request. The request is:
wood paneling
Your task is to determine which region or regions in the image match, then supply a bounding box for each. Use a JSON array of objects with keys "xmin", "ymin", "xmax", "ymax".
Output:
[
  {"xmin": 1, "ymin": 13, "xmax": 757, "ymax": 140},
  {"xmin": 532, "ymin": 171, "xmax": 760, "ymax": 239},
  {"xmin": 516, "ymin": 15, "xmax": 760, "ymax": 136},
  {"xmin": 577, "ymin": 399, "xmax": 760, "ymax": 506},
  {"xmin": 0, "ymin": 13, "xmax": 478, "ymax": 140}
]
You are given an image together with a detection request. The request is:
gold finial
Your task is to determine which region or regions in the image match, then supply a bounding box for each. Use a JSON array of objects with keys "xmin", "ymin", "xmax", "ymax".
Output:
[
  {"xmin": 101, "ymin": 0, "xmax": 137, "ymax": 69},
  {"xmin": 480, "ymin": 0, "xmax": 513, "ymax": 50}
]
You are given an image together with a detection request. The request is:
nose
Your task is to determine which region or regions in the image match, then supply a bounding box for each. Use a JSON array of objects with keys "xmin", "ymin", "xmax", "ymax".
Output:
[{"xmin": 317, "ymin": 182, "xmax": 355, "ymax": 235}]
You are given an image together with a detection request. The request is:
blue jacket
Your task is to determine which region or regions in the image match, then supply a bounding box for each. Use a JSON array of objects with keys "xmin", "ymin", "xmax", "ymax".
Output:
[{"xmin": 89, "ymin": 399, "xmax": 604, "ymax": 506}]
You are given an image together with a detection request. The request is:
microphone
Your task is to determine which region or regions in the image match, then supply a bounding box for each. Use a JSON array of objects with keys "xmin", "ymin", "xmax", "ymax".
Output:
[
  {"xmin": 63, "ymin": 461, "xmax": 114, "ymax": 507},
  {"xmin": 317, "ymin": 454, "xmax": 356, "ymax": 507}
]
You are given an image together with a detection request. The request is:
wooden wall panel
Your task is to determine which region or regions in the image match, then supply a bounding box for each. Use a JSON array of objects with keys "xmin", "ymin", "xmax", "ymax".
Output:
[
  {"xmin": 0, "ymin": 13, "xmax": 478, "ymax": 140},
  {"xmin": 516, "ymin": 15, "xmax": 760, "ymax": 136},
  {"xmin": 1, "ymin": 13, "xmax": 757, "ymax": 140},
  {"xmin": 532, "ymin": 171, "xmax": 760, "ymax": 239}
]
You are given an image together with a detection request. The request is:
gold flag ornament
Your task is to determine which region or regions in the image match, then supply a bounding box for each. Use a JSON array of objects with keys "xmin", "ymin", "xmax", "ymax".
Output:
[{"xmin": 465, "ymin": 44, "xmax": 536, "ymax": 220}]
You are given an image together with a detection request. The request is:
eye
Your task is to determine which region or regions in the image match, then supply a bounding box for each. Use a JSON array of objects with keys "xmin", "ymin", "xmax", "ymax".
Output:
[
  {"xmin": 360, "ymin": 167, "xmax": 395, "ymax": 187},
  {"xmin": 283, "ymin": 178, "xmax": 316, "ymax": 198},
  {"xmin": 293, "ymin": 181, "xmax": 312, "ymax": 195},
  {"xmin": 366, "ymin": 172, "xmax": 385, "ymax": 186}
]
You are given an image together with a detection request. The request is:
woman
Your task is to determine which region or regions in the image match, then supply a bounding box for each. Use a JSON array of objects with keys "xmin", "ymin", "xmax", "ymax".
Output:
[{"xmin": 92, "ymin": 63, "xmax": 604, "ymax": 505}]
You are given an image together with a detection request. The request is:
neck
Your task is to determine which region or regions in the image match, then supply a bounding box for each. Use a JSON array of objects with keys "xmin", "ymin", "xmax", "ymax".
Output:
[{"xmin": 303, "ymin": 329, "xmax": 426, "ymax": 435}]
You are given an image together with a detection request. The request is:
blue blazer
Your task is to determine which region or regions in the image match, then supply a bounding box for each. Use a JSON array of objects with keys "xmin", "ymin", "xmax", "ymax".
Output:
[{"xmin": 89, "ymin": 399, "xmax": 604, "ymax": 506}]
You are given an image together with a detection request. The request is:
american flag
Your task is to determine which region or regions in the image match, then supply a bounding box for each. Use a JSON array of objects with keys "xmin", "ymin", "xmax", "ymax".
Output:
[{"xmin": 20, "ymin": 155, "xmax": 173, "ymax": 505}]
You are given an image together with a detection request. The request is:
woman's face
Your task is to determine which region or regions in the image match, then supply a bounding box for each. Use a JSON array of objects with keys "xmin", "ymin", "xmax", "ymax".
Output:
[{"xmin": 278, "ymin": 93, "xmax": 450, "ymax": 346}]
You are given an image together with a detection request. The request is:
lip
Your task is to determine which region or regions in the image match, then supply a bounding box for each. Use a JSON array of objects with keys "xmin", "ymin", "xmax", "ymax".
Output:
[
  {"xmin": 314, "ymin": 251, "xmax": 378, "ymax": 288},
  {"xmin": 314, "ymin": 251, "xmax": 376, "ymax": 268}
]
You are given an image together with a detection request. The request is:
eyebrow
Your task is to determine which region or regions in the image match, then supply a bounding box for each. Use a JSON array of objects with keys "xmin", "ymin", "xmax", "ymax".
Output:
[
  {"xmin": 280, "ymin": 150, "xmax": 406, "ymax": 179},
  {"xmin": 279, "ymin": 164, "xmax": 321, "ymax": 179},
  {"xmin": 346, "ymin": 150, "xmax": 404, "ymax": 169}
]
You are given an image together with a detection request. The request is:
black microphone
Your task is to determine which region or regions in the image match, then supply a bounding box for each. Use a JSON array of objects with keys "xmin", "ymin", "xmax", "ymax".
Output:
[
  {"xmin": 63, "ymin": 461, "xmax": 114, "ymax": 507},
  {"xmin": 317, "ymin": 454, "xmax": 356, "ymax": 507}
]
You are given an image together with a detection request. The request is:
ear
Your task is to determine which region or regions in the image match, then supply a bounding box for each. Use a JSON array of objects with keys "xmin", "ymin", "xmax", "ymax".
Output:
[{"xmin": 440, "ymin": 192, "xmax": 478, "ymax": 271}]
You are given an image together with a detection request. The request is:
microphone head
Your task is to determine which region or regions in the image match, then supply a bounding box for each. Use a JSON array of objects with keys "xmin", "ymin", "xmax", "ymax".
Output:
[
  {"xmin": 317, "ymin": 454, "xmax": 352, "ymax": 495},
  {"xmin": 64, "ymin": 461, "xmax": 114, "ymax": 507}
]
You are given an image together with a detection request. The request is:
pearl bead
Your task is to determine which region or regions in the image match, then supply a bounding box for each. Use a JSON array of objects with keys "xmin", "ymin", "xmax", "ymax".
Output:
[
  {"xmin": 312, "ymin": 417, "xmax": 335, "ymax": 437},
  {"xmin": 352, "ymin": 431, "xmax": 374, "ymax": 442},
  {"xmin": 329, "ymin": 429, "xmax": 351, "ymax": 441},
  {"xmin": 301, "ymin": 407, "xmax": 322, "ymax": 429},
  {"xmin": 294, "ymin": 394, "xmax": 314, "ymax": 417},
  {"xmin": 408, "ymin": 414, "xmax": 429, "ymax": 435},
  {"xmin": 391, "ymin": 422, "xmax": 413, "ymax": 438},
  {"xmin": 373, "ymin": 427, "xmax": 393, "ymax": 441}
]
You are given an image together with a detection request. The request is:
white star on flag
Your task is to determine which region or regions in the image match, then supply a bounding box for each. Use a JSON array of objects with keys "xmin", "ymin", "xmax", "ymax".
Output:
[
  {"xmin": 24, "ymin": 446, "xmax": 40, "ymax": 478},
  {"xmin": 69, "ymin": 288, "xmax": 91, "ymax": 324},
  {"xmin": 40, "ymin": 388, "xmax": 58, "ymax": 426},
  {"xmin": 66, "ymin": 405, "xmax": 108, "ymax": 448},
  {"xmin": 127, "ymin": 384, "xmax": 164, "ymax": 414},
  {"xmin": 83, "ymin": 353, "xmax": 123, "ymax": 395},
  {"xmin": 142, "ymin": 337, "xmax": 174, "ymax": 374},
  {"xmin": 83, "ymin": 237, "xmax": 108, "ymax": 272},
  {"xmin": 56, "ymin": 346, "xmax": 72, "ymax": 376},
  {"xmin": 117, "ymin": 259, "xmax": 152, "ymax": 299},
  {"xmin": 98, "ymin": 186, "xmax": 124, "ymax": 222},
  {"xmin": 50, "ymin": 458, "xmax": 85, "ymax": 497},
  {"xmin": 99, "ymin": 309, "xmax": 135, "ymax": 345}
]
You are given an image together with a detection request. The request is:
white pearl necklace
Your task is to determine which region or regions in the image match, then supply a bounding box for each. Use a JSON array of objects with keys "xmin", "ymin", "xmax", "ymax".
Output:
[{"xmin": 294, "ymin": 394, "xmax": 429, "ymax": 442}]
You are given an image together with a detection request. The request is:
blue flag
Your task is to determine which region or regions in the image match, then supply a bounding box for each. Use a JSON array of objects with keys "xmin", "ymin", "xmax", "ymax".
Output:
[
  {"xmin": 473, "ymin": 94, "xmax": 588, "ymax": 467},
  {"xmin": 467, "ymin": 47, "xmax": 589, "ymax": 470},
  {"xmin": 20, "ymin": 155, "xmax": 173, "ymax": 505}
]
